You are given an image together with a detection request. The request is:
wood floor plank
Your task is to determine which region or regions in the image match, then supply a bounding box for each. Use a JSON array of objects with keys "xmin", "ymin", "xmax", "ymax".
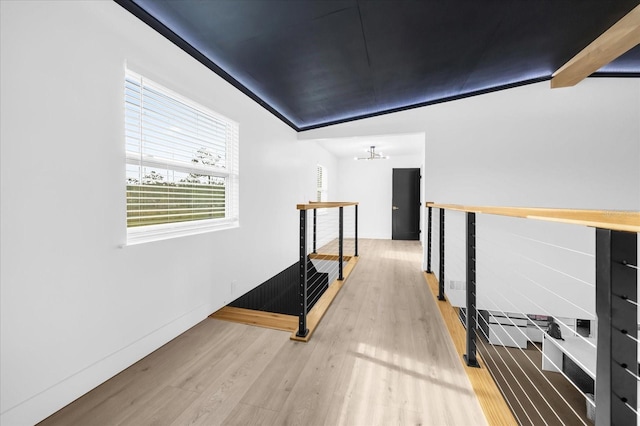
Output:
[
  {"xmin": 169, "ymin": 328, "xmax": 288, "ymax": 426},
  {"xmin": 220, "ymin": 403, "xmax": 279, "ymax": 426},
  {"xmin": 327, "ymin": 240, "xmax": 487, "ymax": 425},
  {"xmin": 38, "ymin": 240, "xmax": 493, "ymax": 426},
  {"xmin": 170, "ymin": 324, "xmax": 266, "ymax": 394},
  {"xmin": 110, "ymin": 324, "xmax": 262, "ymax": 425},
  {"xmin": 239, "ymin": 339, "xmax": 319, "ymax": 412},
  {"xmin": 116, "ymin": 385, "xmax": 200, "ymax": 426},
  {"xmin": 272, "ymin": 272, "xmax": 361, "ymax": 425},
  {"xmin": 324, "ymin": 392, "xmax": 424, "ymax": 426},
  {"xmin": 424, "ymin": 271, "xmax": 518, "ymax": 426},
  {"xmin": 38, "ymin": 319, "xmax": 247, "ymax": 426}
]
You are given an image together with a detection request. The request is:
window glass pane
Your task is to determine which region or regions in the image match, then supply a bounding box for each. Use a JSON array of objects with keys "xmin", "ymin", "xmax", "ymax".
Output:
[
  {"xmin": 124, "ymin": 70, "xmax": 238, "ymax": 239},
  {"xmin": 126, "ymin": 165, "xmax": 226, "ymax": 228}
]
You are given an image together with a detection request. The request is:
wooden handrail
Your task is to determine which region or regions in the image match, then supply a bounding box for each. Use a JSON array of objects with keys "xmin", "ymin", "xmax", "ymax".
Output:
[
  {"xmin": 426, "ymin": 203, "xmax": 640, "ymax": 233},
  {"xmin": 297, "ymin": 201, "xmax": 359, "ymax": 210}
]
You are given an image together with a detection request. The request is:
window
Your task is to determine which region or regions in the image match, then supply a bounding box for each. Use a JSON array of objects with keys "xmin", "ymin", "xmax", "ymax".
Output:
[
  {"xmin": 125, "ymin": 70, "xmax": 239, "ymax": 244},
  {"xmin": 316, "ymin": 164, "xmax": 328, "ymax": 202}
]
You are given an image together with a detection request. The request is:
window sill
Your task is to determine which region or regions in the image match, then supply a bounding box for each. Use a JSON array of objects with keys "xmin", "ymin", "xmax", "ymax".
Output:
[{"xmin": 124, "ymin": 219, "xmax": 239, "ymax": 246}]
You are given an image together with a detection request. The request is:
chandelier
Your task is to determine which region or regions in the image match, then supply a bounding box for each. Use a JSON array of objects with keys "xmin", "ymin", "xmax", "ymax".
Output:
[{"xmin": 354, "ymin": 146, "xmax": 389, "ymax": 160}]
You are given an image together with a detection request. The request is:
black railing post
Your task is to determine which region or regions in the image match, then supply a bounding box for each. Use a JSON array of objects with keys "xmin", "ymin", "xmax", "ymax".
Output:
[
  {"xmin": 338, "ymin": 206, "xmax": 344, "ymax": 280},
  {"xmin": 427, "ymin": 206, "xmax": 433, "ymax": 273},
  {"xmin": 354, "ymin": 204, "xmax": 358, "ymax": 257},
  {"xmin": 312, "ymin": 209, "xmax": 317, "ymax": 254},
  {"xmin": 595, "ymin": 229, "xmax": 637, "ymax": 425},
  {"xmin": 463, "ymin": 212, "xmax": 480, "ymax": 368},
  {"xmin": 438, "ymin": 208, "xmax": 446, "ymax": 301},
  {"xmin": 296, "ymin": 209, "xmax": 309, "ymax": 338}
]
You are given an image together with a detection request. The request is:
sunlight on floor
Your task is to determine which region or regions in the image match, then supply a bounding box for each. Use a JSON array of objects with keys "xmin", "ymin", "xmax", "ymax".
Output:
[
  {"xmin": 379, "ymin": 241, "xmax": 422, "ymax": 262},
  {"xmin": 381, "ymin": 251, "xmax": 411, "ymax": 262},
  {"xmin": 334, "ymin": 341, "xmax": 474, "ymax": 425}
]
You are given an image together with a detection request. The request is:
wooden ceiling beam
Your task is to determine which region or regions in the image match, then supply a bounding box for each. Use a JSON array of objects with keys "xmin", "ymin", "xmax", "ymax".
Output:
[{"xmin": 551, "ymin": 5, "xmax": 640, "ymax": 88}]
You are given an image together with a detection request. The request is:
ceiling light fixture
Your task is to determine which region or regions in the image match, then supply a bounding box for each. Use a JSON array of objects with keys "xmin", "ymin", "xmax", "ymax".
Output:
[{"xmin": 354, "ymin": 146, "xmax": 389, "ymax": 160}]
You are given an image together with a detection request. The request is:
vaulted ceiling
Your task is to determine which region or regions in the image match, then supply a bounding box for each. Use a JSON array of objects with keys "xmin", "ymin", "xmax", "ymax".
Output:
[{"xmin": 116, "ymin": 0, "xmax": 640, "ymax": 131}]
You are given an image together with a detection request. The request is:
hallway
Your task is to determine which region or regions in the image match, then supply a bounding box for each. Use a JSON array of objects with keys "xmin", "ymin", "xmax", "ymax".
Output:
[{"xmin": 40, "ymin": 240, "xmax": 486, "ymax": 426}]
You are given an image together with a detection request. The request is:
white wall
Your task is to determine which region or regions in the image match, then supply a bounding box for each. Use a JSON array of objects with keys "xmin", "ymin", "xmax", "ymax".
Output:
[
  {"xmin": 0, "ymin": 2, "xmax": 337, "ymax": 424},
  {"xmin": 336, "ymin": 154, "xmax": 424, "ymax": 240},
  {"xmin": 301, "ymin": 78, "xmax": 640, "ymax": 328},
  {"xmin": 301, "ymin": 78, "xmax": 640, "ymax": 210}
]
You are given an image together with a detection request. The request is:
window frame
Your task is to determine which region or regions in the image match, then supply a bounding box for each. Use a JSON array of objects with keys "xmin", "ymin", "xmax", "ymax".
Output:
[
  {"xmin": 124, "ymin": 69, "xmax": 239, "ymax": 245},
  {"xmin": 316, "ymin": 164, "xmax": 328, "ymax": 203}
]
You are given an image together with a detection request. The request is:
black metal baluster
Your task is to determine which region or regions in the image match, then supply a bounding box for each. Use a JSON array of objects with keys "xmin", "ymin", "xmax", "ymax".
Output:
[
  {"xmin": 438, "ymin": 208, "xmax": 446, "ymax": 301},
  {"xmin": 464, "ymin": 212, "xmax": 480, "ymax": 368},
  {"xmin": 339, "ymin": 206, "xmax": 344, "ymax": 280},
  {"xmin": 427, "ymin": 206, "xmax": 432, "ymax": 273},
  {"xmin": 312, "ymin": 208, "xmax": 317, "ymax": 254},
  {"xmin": 296, "ymin": 208, "xmax": 309, "ymax": 338},
  {"xmin": 595, "ymin": 229, "xmax": 637, "ymax": 425},
  {"xmin": 354, "ymin": 204, "xmax": 358, "ymax": 257}
]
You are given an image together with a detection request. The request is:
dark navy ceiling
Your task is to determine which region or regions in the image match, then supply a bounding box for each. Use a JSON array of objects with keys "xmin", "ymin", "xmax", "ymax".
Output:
[{"xmin": 116, "ymin": 0, "xmax": 640, "ymax": 131}]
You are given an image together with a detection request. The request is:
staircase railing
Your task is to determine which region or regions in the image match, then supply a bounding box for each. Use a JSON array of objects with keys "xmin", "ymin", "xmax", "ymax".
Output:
[
  {"xmin": 294, "ymin": 201, "xmax": 359, "ymax": 341},
  {"xmin": 426, "ymin": 202, "xmax": 639, "ymax": 425}
]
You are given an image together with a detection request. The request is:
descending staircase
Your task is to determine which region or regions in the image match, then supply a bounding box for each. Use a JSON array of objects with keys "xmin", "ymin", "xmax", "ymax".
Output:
[{"xmin": 228, "ymin": 256, "xmax": 330, "ymax": 316}]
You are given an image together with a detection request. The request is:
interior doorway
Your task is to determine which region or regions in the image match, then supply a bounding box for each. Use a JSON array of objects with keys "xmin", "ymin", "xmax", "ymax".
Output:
[{"xmin": 392, "ymin": 168, "xmax": 421, "ymax": 240}]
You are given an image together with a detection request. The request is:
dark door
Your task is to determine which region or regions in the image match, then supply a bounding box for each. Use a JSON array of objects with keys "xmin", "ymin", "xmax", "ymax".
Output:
[{"xmin": 392, "ymin": 168, "xmax": 420, "ymax": 240}]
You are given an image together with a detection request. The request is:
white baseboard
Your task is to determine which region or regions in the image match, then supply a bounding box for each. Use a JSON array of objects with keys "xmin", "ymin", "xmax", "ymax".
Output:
[{"xmin": 1, "ymin": 303, "xmax": 214, "ymax": 426}]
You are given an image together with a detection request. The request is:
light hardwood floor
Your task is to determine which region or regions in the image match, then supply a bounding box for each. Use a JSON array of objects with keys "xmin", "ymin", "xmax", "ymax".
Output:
[{"xmin": 39, "ymin": 239, "xmax": 487, "ymax": 426}]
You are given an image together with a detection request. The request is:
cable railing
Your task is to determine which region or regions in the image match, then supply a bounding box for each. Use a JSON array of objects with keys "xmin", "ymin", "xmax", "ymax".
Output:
[
  {"xmin": 294, "ymin": 201, "xmax": 359, "ymax": 341},
  {"xmin": 425, "ymin": 202, "xmax": 639, "ymax": 425}
]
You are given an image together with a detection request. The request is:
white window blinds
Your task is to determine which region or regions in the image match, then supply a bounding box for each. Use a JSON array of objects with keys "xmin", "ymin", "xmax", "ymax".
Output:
[
  {"xmin": 125, "ymin": 70, "xmax": 239, "ymax": 243},
  {"xmin": 317, "ymin": 164, "xmax": 328, "ymax": 202}
]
